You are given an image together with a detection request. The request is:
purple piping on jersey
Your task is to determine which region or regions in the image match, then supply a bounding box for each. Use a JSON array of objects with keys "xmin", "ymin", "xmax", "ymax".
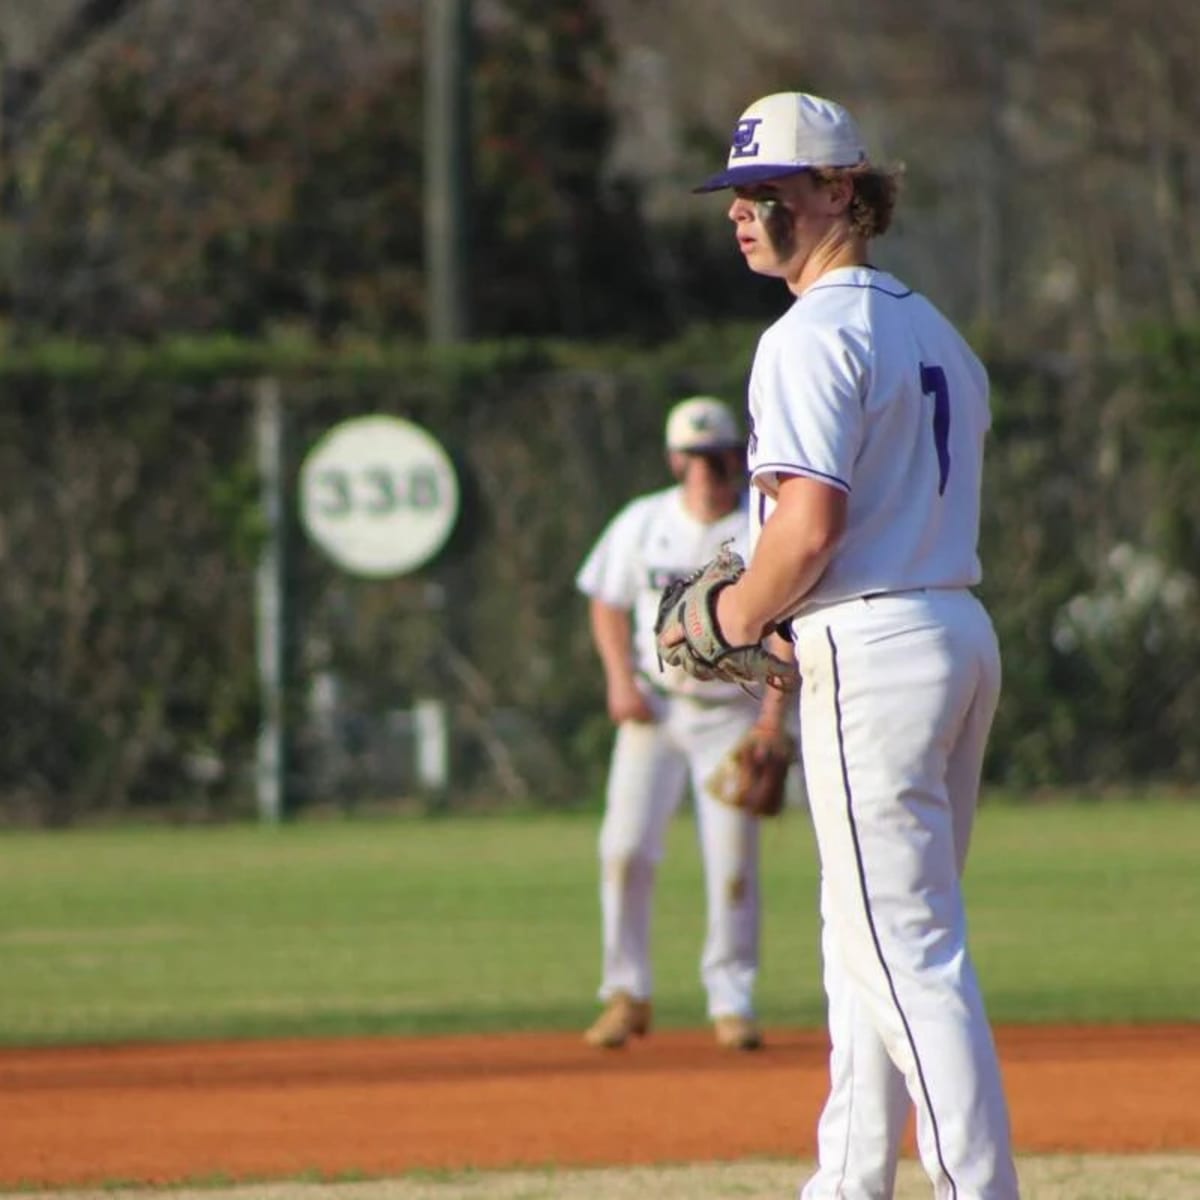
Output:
[
  {"xmin": 803, "ymin": 280, "xmax": 914, "ymax": 300},
  {"xmin": 825, "ymin": 626, "xmax": 958, "ymax": 1199},
  {"xmin": 753, "ymin": 462, "xmax": 851, "ymax": 491}
]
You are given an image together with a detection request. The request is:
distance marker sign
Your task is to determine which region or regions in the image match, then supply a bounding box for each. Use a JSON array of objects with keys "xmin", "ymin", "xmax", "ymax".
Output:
[{"xmin": 299, "ymin": 415, "xmax": 460, "ymax": 578}]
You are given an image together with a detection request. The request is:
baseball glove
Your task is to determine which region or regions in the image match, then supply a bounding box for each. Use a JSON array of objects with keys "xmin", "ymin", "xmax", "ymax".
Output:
[
  {"xmin": 706, "ymin": 728, "xmax": 797, "ymax": 818},
  {"xmin": 654, "ymin": 544, "xmax": 800, "ymax": 691}
]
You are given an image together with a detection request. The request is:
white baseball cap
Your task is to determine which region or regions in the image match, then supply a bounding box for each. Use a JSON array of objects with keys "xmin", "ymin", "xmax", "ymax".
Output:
[
  {"xmin": 694, "ymin": 92, "xmax": 867, "ymax": 193},
  {"xmin": 665, "ymin": 396, "xmax": 742, "ymax": 452}
]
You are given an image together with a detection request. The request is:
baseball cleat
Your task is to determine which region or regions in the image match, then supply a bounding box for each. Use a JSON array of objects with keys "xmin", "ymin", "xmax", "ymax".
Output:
[
  {"xmin": 713, "ymin": 1015, "xmax": 763, "ymax": 1051},
  {"xmin": 583, "ymin": 992, "xmax": 652, "ymax": 1048}
]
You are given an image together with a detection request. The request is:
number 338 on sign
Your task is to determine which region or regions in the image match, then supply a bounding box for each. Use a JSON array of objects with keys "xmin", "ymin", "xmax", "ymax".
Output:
[{"xmin": 299, "ymin": 415, "xmax": 460, "ymax": 578}]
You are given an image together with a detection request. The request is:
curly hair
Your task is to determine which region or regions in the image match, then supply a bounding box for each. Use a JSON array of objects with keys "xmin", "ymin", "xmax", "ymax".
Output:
[{"xmin": 813, "ymin": 164, "xmax": 904, "ymax": 239}]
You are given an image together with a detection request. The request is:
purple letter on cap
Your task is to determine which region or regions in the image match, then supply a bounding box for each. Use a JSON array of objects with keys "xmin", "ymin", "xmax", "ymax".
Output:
[{"xmin": 730, "ymin": 118, "xmax": 762, "ymax": 160}]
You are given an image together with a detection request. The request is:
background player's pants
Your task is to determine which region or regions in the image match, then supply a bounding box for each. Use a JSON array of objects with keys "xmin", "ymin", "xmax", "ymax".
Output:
[
  {"xmin": 793, "ymin": 589, "xmax": 1020, "ymax": 1200},
  {"xmin": 596, "ymin": 689, "xmax": 763, "ymax": 1019}
]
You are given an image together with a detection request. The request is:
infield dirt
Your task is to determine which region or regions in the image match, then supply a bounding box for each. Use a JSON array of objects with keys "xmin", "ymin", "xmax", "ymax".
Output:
[{"xmin": 1, "ymin": 1023, "xmax": 1197, "ymax": 1193}]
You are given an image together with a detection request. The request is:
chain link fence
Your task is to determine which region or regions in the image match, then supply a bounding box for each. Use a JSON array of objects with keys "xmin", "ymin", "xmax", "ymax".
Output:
[{"xmin": 1, "ymin": 334, "xmax": 1197, "ymax": 824}]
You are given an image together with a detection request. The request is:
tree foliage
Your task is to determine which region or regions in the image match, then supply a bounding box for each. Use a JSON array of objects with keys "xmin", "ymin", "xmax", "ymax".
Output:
[
  {"xmin": 7, "ymin": 1, "xmax": 428, "ymax": 337},
  {"xmin": 2, "ymin": 0, "xmax": 667, "ymax": 339},
  {"xmin": 5, "ymin": 1, "xmax": 1199, "ymax": 346},
  {"xmin": 470, "ymin": 0, "xmax": 662, "ymax": 335}
]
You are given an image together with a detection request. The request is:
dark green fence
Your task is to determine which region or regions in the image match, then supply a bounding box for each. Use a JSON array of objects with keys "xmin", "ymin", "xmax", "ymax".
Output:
[{"xmin": 1, "ymin": 329, "xmax": 1197, "ymax": 824}]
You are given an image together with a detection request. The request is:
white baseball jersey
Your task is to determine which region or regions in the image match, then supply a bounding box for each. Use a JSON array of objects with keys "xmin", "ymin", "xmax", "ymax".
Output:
[
  {"xmin": 746, "ymin": 265, "xmax": 989, "ymax": 615},
  {"xmin": 576, "ymin": 485, "xmax": 750, "ymax": 702}
]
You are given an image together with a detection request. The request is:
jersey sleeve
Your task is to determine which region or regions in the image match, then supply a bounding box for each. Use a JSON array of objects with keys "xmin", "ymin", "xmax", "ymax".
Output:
[
  {"xmin": 575, "ymin": 500, "xmax": 646, "ymax": 609},
  {"xmin": 749, "ymin": 320, "xmax": 867, "ymax": 498}
]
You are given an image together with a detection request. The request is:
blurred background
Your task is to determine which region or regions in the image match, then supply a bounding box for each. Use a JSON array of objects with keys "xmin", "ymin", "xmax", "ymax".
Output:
[{"xmin": 0, "ymin": 0, "xmax": 1197, "ymax": 826}]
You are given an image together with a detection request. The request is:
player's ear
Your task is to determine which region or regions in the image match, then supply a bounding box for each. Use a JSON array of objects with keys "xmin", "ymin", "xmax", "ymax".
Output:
[{"xmin": 814, "ymin": 169, "xmax": 854, "ymax": 214}]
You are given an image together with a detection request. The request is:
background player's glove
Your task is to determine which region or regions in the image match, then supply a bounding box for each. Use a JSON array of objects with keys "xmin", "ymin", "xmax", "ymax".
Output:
[
  {"xmin": 654, "ymin": 544, "xmax": 800, "ymax": 691},
  {"xmin": 706, "ymin": 727, "xmax": 797, "ymax": 818}
]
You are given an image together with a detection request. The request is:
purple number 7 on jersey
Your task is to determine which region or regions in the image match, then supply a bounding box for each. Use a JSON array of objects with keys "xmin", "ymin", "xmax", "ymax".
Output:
[{"xmin": 920, "ymin": 363, "xmax": 951, "ymax": 495}]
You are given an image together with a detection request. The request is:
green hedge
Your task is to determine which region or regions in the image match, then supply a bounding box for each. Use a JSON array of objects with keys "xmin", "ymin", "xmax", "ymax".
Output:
[{"xmin": 0, "ymin": 326, "xmax": 1196, "ymax": 824}]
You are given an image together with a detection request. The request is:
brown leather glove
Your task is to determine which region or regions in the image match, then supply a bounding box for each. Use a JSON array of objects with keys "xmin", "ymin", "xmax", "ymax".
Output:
[{"xmin": 706, "ymin": 728, "xmax": 797, "ymax": 818}]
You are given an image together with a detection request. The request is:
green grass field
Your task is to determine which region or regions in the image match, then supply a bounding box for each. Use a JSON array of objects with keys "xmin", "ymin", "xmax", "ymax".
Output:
[{"xmin": 1, "ymin": 796, "xmax": 1198, "ymax": 1047}]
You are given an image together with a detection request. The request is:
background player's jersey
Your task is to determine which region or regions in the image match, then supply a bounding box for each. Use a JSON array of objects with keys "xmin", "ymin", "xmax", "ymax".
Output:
[
  {"xmin": 576, "ymin": 485, "xmax": 750, "ymax": 702},
  {"xmin": 746, "ymin": 265, "xmax": 989, "ymax": 615}
]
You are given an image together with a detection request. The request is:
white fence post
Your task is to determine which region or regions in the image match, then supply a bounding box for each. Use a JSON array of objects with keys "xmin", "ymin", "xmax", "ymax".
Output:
[{"xmin": 254, "ymin": 377, "xmax": 289, "ymax": 823}]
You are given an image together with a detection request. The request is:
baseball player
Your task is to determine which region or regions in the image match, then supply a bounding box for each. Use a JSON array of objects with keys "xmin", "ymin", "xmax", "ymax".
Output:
[
  {"xmin": 688, "ymin": 94, "xmax": 1021, "ymax": 1197},
  {"xmin": 575, "ymin": 396, "xmax": 790, "ymax": 1052}
]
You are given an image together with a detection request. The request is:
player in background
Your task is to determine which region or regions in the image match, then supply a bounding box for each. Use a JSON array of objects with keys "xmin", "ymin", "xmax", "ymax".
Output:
[
  {"xmin": 690, "ymin": 93, "xmax": 1021, "ymax": 1197},
  {"xmin": 576, "ymin": 396, "xmax": 792, "ymax": 1052}
]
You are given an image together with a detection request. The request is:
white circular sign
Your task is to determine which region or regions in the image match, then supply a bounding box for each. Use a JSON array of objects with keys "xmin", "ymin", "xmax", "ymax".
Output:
[{"xmin": 299, "ymin": 415, "xmax": 460, "ymax": 578}]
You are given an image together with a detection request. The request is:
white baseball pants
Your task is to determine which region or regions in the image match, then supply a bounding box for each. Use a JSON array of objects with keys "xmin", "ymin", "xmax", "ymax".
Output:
[
  {"xmin": 596, "ymin": 688, "xmax": 763, "ymax": 1019},
  {"xmin": 793, "ymin": 589, "xmax": 1020, "ymax": 1200}
]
